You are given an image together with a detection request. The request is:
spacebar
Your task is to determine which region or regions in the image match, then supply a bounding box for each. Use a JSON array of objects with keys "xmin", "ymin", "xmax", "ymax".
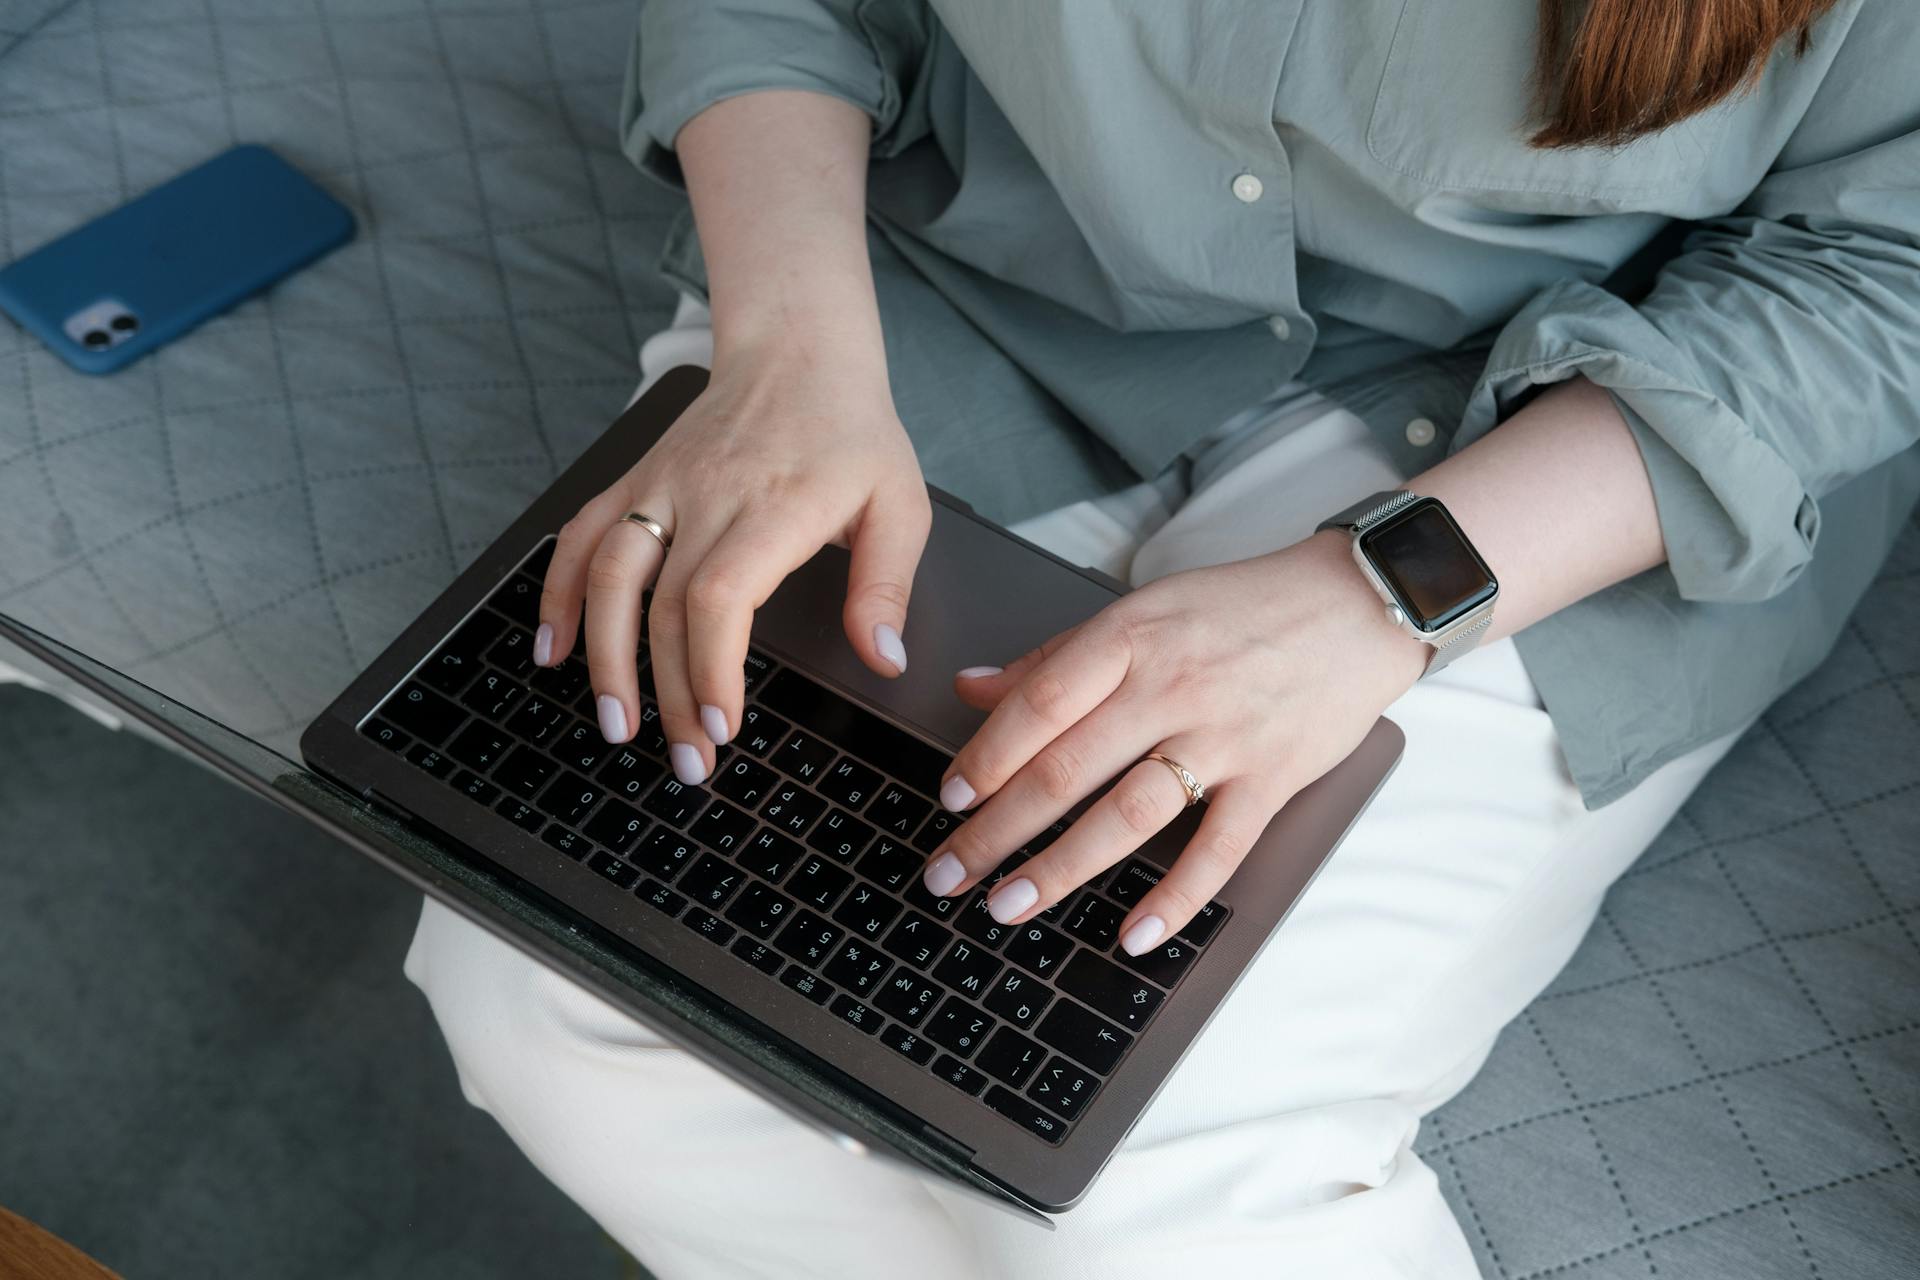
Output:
[{"xmin": 759, "ymin": 668, "xmax": 949, "ymax": 796}]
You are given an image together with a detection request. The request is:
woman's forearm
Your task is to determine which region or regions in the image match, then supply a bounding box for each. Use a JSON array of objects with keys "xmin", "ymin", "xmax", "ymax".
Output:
[
  {"xmin": 675, "ymin": 91, "xmax": 886, "ymax": 377},
  {"xmin": 1408, "ymin": 376, "xmax": 1667, "ymax": 644}
]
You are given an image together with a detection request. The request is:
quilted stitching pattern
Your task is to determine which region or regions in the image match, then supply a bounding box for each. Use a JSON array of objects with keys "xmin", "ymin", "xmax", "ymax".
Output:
[
  {"xmin": 0, "ymin": 0, "xmax": 677, "ymax": 754},
  {"xmin": 1421, "ymin": 516, "xmax": 1920, "ymax": 1277}
]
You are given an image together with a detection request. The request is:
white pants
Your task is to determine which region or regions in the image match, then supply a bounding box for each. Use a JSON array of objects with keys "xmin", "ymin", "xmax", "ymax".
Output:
[{"xmin": 404, "ymin": 299, "xmax": 1743, "ymax": 1279}]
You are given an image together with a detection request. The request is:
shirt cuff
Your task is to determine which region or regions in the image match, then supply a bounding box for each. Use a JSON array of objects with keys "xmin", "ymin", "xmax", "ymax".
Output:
[{"xmin": 1455, "ymin": 277, "xmax": 1820, "ymax": 605}]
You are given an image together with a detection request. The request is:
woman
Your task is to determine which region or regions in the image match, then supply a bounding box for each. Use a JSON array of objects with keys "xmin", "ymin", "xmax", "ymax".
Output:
[{"xmin": 406, "ymin": 1, "xmax": 1920, "ymax": 1275}]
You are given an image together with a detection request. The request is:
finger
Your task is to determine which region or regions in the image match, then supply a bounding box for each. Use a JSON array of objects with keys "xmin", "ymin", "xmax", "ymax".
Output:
[
  {"xmin": 843, "ymin": 486, "xmax": 931, "ymax": 676},
  {"xmin": 684, "ymin": 509, "xmax": 838, "ymax": 748},
  {"xmin": 1117, "ymin": 780, "xmax": 1280, "ymax": 954},
  {"xmin": 979, "ymin": 745, "xmax": 1207, "ymax": 926},
  {"xmin": 949, "ymin": 623, "xmax": 1082, "ymax": 711},
  {"xmin": 936, "ymin": 620, "xmax": 1128, "ymax": 813},
  {"xmin": 920, "ymin": 697, "xmax": 1155, "ymax": 900},
  {"xmin": 644, "ymin": 514, "xmax": 735, "ymax": 786},
  {"xmin": 538, "ymin": 486, "xmax": 643, "ymax": 667},
  {"xmin": 582, "ymin": 512, "xmax": 671, "ymax": 744}
]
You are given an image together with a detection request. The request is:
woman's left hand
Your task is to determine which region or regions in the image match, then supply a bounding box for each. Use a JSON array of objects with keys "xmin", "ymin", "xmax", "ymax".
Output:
[{"xmin": 921, "ymin": 529, "xmax": 1430, "ymax": 956}]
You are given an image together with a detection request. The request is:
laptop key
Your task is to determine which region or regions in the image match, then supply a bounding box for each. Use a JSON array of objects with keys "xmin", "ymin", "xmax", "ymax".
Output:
[
  {"xmin": 736, "ymin": 828, "xmax": 803, "ymax": 883},
  {"xmin": 713, "ymin": 756, "xmax": 777, "ymax": 809},
  {"xmin": 494, "ymin": 744, "xmax": 558, "ymax": 799},
  {"xmin": 489, "ymin": 574, "xmax": 543, "ymax": 628},
  {"xmin": 932, "ymin": 940, "xmax": 1002, "ymax": 999},
  {"xmin": 361, "ymin": 716, "xmax": 409, "ymax": 752},
  {"xmin": 822, "ymin": 939, "xmax": 891, "ymax": 997},
  {"xmin": 1004, "ymin": 921, "xmax": 1074, "ymax": 979},
  {"xmin": 680, "ymin": 908, "xmax": 736, "ymax": 946},
  {"xmin": 450, "ymin": 769, "xmax": 501, "ymax": 807},
  {"xmin": 1177, "ymin": 900, "xmax": 1228, "ymax": 947},
  {"xmin": 983, "ymin": 1086, "xmax": 1066, "ymax": 1143},
  {"xmin": 778, "ymin": 964, "xmax": 833, "ymax": 1007},
  {"xmin": 816, "ymin": 756, "xmax": 882, "ymax": 810},
  {"xmin": 587, "ymin": 851, "xmax": 640, "ymax": 890},
  {"xmin": 1104, "ymin": 859, "xmax": 1162, "ymax": 907},
  {"xmin": 541, "ymin": 823, "xmax": 592, "ymax": 861},
  {"xmin": 773, "ymin": 910, "xmax": 842, "ymax": 968},
  {"xmin": 880, "ymin": 912, "xmax": 952, "ymax": 970},
  {"xmin": 741, "ymin": 649, "xmax": 777, "ymax": 696},
  {"xmin": 774, "ymin": 730, "xmax": 835, "ymax": 783},
  {"xmin": 551, "ymin": 721, "xmax": 607, "ymax": 774},
  {"xmin": 866, "ymin": 784, "xmax": 932, "ymax": 841},
  {"xmin": 901, "ymin": 876, "xmax": 961, "ymax": 921},
  {"xmin": 830, "ymin": 995, "xmax": 882, "ymax": 1035},
  {"xmin": 954, "ymin": 891, "xmax": 1014, "ymax": 949},
  {"xmin": 788, "ymin": 856, "xmax": 852, "ymax": 912},
  {"xmin": 405, "ymin": 742, "xmax": 454, "ymax": 778},
  {"xmin": 679, "ymin": 853, "xmax": 744, "ymax": 909},
  {"xmin": 689, "ymin": 797, "xmax": 756, "ymax": 854},
  {"xmin": 487, "ymin": 627, "xmax": 539, "ymax": 681},
  {"xmin": 642, "ymin": 777, "xmax": 707, "ymax": 828},
  {"xmin": 730, "ymin": 935, "xmax": 784, "ymax": 976},
  {"xmin": 1115, "ymin": 936, "xmax": 1200, "ymax": 989},
  {"xmin": 447, "ymin": 719, "xmax": 513, "ymax": 771},
  {"xmin": 880, "ymin": 1023, "xmax": 937, "ymax": 1066},
  {"xmin": 982, "ymin": 967, "xmax": 1052, "ymax": 1030},
  {"xmin": 495, "ymin": 797, "xmax": 545, "ymax": 834},
  {"xmin": 384, "ymin": 682, "xmax": 466, "ymax": 745},
  {"xmin": 912, "ymin": 808, "xmax": 960, "ymax": 854},
  {"xmin": 1028, "ymin": 1056, "xmax": 1098, "ymax": 1120},
  {"xmin": 582, "ymin": 798, "xmax": 648, "ymax": 853},
  {"xmin": 597, "ymin": 745, "xmax": 662, "ymax": 802},
  {"xmin": 926, "ymin": 996, "xmax": 995, "ymax": 1058},
  {"xmin": 975, "ymin": 1026, "xmax": 1047, "ymax": 1090},
  {"xmin": 736, "ymin": 706, "xmax": 788, "ymax": 758},
  {"xmin": 723, "ymin": 882, "xmax": 794, "ymax": 939},
  {"xmin": 806, "ymin": 807, "xmax": 875, "ymax": 863},
  {"xmin": 932, "ymin": 1054, "xmax": 989, "ymax": 1098},
  {"xmin": 1058, "ymin": 949, "xmax": 1163, "ymax": 1031},
  {"xmin": 539, "ymin": 770, "xmax": 605, "ymax": 828},
  {"xmin": 530, "ymin": 659, "xmax": 589, "ymax": 707},
  {"xmin": 439, "ymin": 610, "xmax": 508, "ymax": 667},
  {"xmin": 760, "ymin": 781, "xmax": 825, "ymax": 837},
  {"xmin": 631, "ymin": 827, "xmax": 699, "ymax": 881},
  {"xmin": 459, "ymin": 670, "xmax": 523, "ymax": 722},
  {"xmin": 874, "ymin": 972, "xmax": 944, "ymax": 1028},
  {"xmin": 830, "ymin": 883, "xmax": 901, "ymax": 941},
  {"xmin": 1062, "ymin": 892, "xmax": 1125, "ymax": 949},
  {"xmin": 636, "ymin": 876, "xmax": 688, "ymax": 917},
  {"xmin": 1035, "ymin": 1000, "xmax": 1131, "ymax": 1075},
  {"xmin": 418, "ymin": 648, "xmax": 481, "ymax": 698},
  {"xmin": 504, "ymin": 693, "xmax": 569, "ymax": 746},
  {"xmin": 856, "ymin": 836, "xmax": 919, "ymax": 893},
  {"xmin": 633, "ymin": 701, "xmax": 669, "ymax": 756}
]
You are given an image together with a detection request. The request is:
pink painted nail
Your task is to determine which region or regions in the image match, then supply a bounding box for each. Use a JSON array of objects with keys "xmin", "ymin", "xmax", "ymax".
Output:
[
  {"xmin": 923, "ymin": 852, "xmax": 965, "ymax": 897},
  {"xmin": 874, "ymin": 623, "xmax": 908, "ymax": 673},
  {"xmin": 939, "ymin": 775, "xmax": 976, "ymax": 812},
  {"xmin": 596, "ymin": 694, "xmax": 628, "ymax": 743},
  {"xmin": 987, "ymin": 877, "xmax": 1038, "ymax": 923},
  {"xmin": 669, "ymin": 742, "xmax": 708, "ymax": 785},
  {"xmin": 699, "ymin": 703, "xmax": 730, "ymax": 745},
  {"xmin": 1120, "ymin": 915, "xmax": 1167, "ymax": 956},
  {"xmin": 956, "ymin": 665, "xmax": 1003, "ymax": 679},
  {"xmin": 532, "ymin": 623, "xmax": 554, "ymax": 667}
]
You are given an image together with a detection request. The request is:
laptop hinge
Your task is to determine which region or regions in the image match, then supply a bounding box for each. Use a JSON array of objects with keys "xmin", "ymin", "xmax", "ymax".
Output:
[{"xmin": 917, "ymin": 1123, "xmax": 977, "ymax": 1166}]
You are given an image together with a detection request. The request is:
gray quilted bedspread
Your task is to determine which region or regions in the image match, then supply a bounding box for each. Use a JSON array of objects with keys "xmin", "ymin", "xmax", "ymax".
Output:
[{"xmin": 1, "ymin": 3, "xmax": 1914, "ymax": 1275}]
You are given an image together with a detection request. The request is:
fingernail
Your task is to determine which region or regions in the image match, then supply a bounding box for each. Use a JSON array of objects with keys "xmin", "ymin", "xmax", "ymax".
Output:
[
  {"xmin": 874, "ymin": 623, "xmax": 908, "ymax": 673},
  {"xmin": 923, "ymin": 852, "xmax": 965, "ymax": 897},
  {"xmin": 1120, "ymin": 914, "xmax": 1167, "ymax": 956},
  {"xmin": 987, "ymin": 877, "xmax": 1038, "ymax": 924},
  {"xmin": 940, "ymin": 774, "xmax": 976, "ymax": 812},
  {"xmin": 956, "ymin": 665, "xmax": 1003, "ymax": 679},
  {"xmin": 533, "ymin": 623, "xmax": 554, "ymax": 667},
  {"xmin": 699, "ymin": 703, "xmax": 730, "ymax": 745},
  {"xmin": 596, "ymin": 694, "xmax": 628, "ymax": 743},
  {"xmin": 669, "ymin": 741, "xmax": 708, "ymax": 785}
]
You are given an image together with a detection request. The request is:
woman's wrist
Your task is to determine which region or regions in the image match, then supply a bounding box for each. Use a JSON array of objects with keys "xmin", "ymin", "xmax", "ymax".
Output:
[{"xmin": 1288, "ymin": 529, "xmax": 1431, "ymax": 696}]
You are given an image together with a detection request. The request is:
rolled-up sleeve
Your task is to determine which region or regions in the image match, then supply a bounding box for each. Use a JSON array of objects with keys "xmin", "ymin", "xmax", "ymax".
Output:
[
  {"xmin": 620, "ymin": 0, "xmax": 925, "ymax": 185},
  {"xmin": 1454, "ymin": 9, "xmax": 1920, "ymax": 606}
]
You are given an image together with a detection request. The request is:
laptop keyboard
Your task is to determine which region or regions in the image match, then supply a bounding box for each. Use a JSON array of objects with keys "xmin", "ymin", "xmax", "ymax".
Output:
[{"xmin": 358, "ymin": 543, "xmax": 1229, "ymax": 1145}]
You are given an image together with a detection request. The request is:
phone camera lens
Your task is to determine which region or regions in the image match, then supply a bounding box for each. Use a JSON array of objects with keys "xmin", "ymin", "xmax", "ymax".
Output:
[
  {"xmin": 82, "ymin": 329, "xmax": 111, "ymax": 348},
  {"xmin": 110, "ymin": 313, "xmax": 139, "ymax": 333}
]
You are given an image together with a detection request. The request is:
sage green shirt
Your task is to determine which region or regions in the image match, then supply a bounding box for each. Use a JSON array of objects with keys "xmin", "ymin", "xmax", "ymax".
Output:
[{"xmin": 621, "ymin": 0, "xmax": 1920, "ymax": 806}]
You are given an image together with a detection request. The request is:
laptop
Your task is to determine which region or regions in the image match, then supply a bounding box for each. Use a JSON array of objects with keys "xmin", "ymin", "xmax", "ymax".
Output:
[{"xmin": 3, "ymin": 365, "xmax": 1403, "ymax": 1223}]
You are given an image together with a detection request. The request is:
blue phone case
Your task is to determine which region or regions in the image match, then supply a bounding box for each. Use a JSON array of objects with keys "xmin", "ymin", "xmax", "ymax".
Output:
[{"xmin": 0, "ymin": 144, "xmax": 355, "ymax": 375}]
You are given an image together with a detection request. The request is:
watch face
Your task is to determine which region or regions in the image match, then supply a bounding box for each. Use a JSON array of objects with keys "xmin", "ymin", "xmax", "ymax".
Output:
[{"xmin": 1358, "ymin": 497, "xmax": 1497, "ymax": 633}]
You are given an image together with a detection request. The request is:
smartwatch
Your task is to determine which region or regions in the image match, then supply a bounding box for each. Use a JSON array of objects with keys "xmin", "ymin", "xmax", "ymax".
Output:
[{"xmin": 1316, "ymin": 490, "xmax": 1498, "ymax": 677}]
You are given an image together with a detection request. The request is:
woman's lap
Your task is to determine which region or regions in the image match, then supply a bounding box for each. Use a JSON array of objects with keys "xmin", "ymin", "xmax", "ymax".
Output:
[{"xmin": 403, "ymin": 305, "xmax": 1745, "ymax": 1278}]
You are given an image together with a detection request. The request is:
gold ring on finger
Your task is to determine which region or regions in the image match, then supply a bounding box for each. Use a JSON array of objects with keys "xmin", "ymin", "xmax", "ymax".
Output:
[
  {"xmin": 619, "ymin": 510, "xmax": 672, "ymax": 551},
  {"xmin": 1143, "ymin": 751, "xmax": 1206, "ymax": 807}
]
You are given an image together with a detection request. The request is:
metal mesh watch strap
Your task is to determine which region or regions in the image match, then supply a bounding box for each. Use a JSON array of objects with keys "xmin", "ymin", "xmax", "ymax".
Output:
[{"xmin": 1317, "ymin": 489, "xmax": 1493, "ymax": 678}]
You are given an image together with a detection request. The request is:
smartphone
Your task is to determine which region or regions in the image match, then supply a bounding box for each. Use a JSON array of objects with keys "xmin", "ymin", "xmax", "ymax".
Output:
[{"xmin": 0, "ymin": 144, "xmax": 355, "ymax": 375}]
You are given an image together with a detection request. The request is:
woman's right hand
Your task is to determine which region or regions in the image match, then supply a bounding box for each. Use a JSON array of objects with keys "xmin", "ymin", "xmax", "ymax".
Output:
[{"xmin": 533, "ymin": 338, "xmax": 931, "ymax": 786}]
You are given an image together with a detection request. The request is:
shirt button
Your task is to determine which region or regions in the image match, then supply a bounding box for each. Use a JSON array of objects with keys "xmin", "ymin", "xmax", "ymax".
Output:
[
  {"xmin": 1405, "ymin": 417, "xmax": 1437, "ymax": 447},
  {"xmin": 1267, "ymin": 315, "xmax": 1291, "ymax": 341},
  {"xmin": 1231, "ymin": 172, "xmax": 1263, "ymax": 203}
]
